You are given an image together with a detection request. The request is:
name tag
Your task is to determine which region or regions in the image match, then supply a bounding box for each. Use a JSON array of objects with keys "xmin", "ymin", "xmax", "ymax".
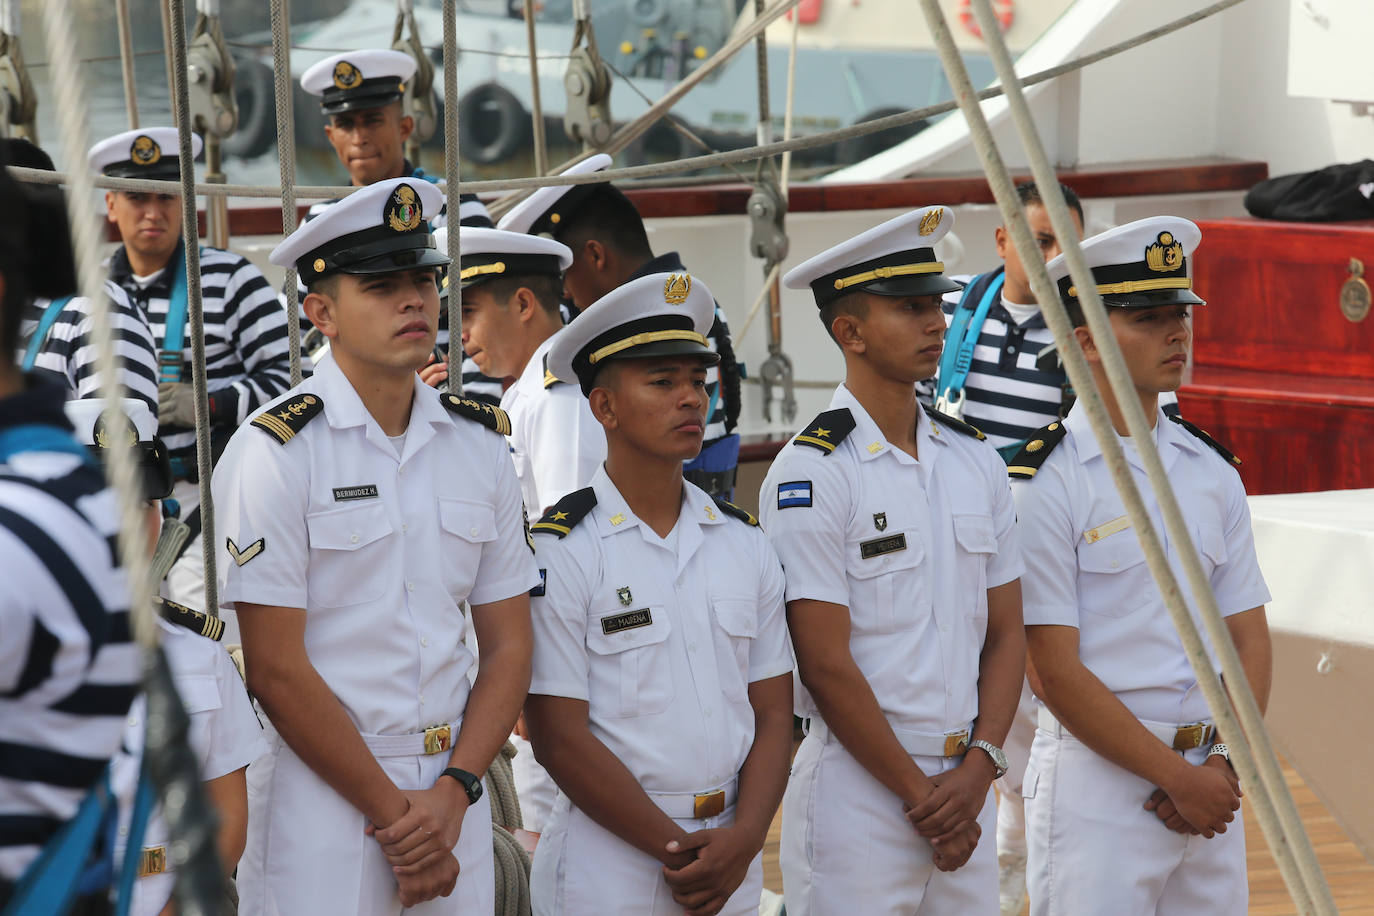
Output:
[
  {"xmin": 859, "ymin": 533, "xmax": 907, "ymax": 559},
  {"xmin": 601, "ymin": 608, "xmax": 652, "ymax": 635},
  {"xmin": 1083, "ymin": 515, "xmax": 1130, "ymax": 544},
  {"xmin": 333, "ymin": 484, "xmax": 379, "ymax": 501}
]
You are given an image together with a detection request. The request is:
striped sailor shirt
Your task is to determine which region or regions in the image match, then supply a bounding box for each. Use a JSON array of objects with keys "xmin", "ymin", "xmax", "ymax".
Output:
[
  {"xmin": 0, "ymin": 382, "xmax": 137, "ymax": 881},
  {"xmin": 17, "ymin": 280, "xmax": 160, "ymax": 413},
  {"xmin": 108, "ymin": 241, "xmax": 297, "ymax": 475}
]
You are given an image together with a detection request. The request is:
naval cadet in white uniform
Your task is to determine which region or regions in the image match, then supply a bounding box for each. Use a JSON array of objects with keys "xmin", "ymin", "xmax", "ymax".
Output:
[
  {"xmin": 1009, "ymin": 217, "xmax": 1272, "ymax": 916},
  {"xmin": 213, "ymin": 177, "xmax": 539, "ymax": 916},
  {"xmin": 524, "ymin": 271, "xmax": 794, "ymax": 916},
  {"xmin": 761, "ymin": 206, "xmax": 1026, "ymax": 916}
]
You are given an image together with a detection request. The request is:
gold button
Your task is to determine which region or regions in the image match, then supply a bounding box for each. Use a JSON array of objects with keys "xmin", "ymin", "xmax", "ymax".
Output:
[
  {"xmin": 313, "ymin": 258, "xmax": 326, "ymax": 273},
  {"xmin": 550, "ymin": 213, "xmax": 561, "ymax": 224}
]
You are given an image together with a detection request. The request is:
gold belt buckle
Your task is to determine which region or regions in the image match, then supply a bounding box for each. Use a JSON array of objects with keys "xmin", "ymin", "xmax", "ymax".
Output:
[
  {"xmin": 944, "ymin": 731, "xmax": 970, "ymax": 757},
  {"xmin": 423, "ymin": 724, "xmax": 452, "ymax": 755},
  {"xmin": 693, "ymin": 790, "xmax": 726, "ymax": 819},
  {"xmin": 137, "ymin": 845, "xmax": 167, "ymax": 878},
  {"xmin": 1172, "ymin": 723, "xmax": 1206, "ymax": 751}
]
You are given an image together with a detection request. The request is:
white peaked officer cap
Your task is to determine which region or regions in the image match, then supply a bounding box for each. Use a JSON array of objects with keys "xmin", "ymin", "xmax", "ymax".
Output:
[
  {"xmin": 64, "ymin": 398, "xmax": 173, "ymax": 501},
  {"xmin": 270, "ymin": 178, "xmax": 447, "ymax": 287},
  {"xmin": 548, "ymin": 271, "xmax": 720, "ymax": 396},
  {"xmin": 301, "ymin": 49, "xmax": 417, "ymax": 115},
  {"xmin": 88, "ymin": 127, "xmax": 203, "ymax": 182},
  {"xmin": 434, "ymin": 226, "xmax": 573, "ymax": 299},
  {"xmin": 1045, "ymin": 216, "xmax": 1205, "ymax": 309},
  {"xmin": 497, "ymin": 153, "xmax": 614, "ymax": 236},
  {"xmin": 783, "ymin": 205, "xmax": 963, "ymax": 307}
]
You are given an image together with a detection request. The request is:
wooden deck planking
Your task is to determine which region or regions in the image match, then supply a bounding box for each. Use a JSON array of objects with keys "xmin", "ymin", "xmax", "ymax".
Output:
[{"xmin": 759, "ymin": 756, "xmax": 1374, "ymax": 913}]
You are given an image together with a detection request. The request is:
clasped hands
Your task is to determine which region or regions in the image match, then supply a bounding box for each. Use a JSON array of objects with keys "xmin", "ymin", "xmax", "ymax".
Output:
[
  {"xmin": 1144, "ymin": 754, "xmax": 1241, "ymax": 838},
  {"xmin": 903, "ymin": 758, "xmax": 992, "ymax": 873},
  {"xmin": 367, "ymin": 781, "xmax": 471, "ymax": 907}
]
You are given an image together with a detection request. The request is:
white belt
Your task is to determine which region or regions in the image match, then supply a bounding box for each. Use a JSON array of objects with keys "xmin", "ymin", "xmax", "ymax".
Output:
[
  {"xmin": 805, "ymin": 717, "xmax": 973, "ymax": 758},
  {"xmin": 359, "ymin": 719, "xmax": 462, "ymax": 758},
  {"xmin": 1037, "ymin": 707, "xmax": 1215, "ymax": 751},
  {"xmin": 646, "ymin": 776, "xmax": 738, "ymax": 820}
]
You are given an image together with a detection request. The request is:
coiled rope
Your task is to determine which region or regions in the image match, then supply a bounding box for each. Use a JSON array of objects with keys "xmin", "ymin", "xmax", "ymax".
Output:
[{"xmin": 486, "ymin": 742, "xmax": 532, "ymax": 916}]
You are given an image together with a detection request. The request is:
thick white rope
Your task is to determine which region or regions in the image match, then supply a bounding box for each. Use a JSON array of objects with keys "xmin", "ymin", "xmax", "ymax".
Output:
[
  {"xmin": 443, "ymin": 0, "xmax": 462, "ymax": 391},
  {"xmin": 0, "ymin": 0, "xmax": 17, "ymax": 38},
  {"xmin": 965, "ymin": 1, "xmax": 1337, "ymax": 909},
  {"xmin": 733, "ymin": 260, "xmax": 782, "ymax": 344},
  {"xmin": 158, "ymin": 0, "xmax": 179, "ymax": 127},
  {"xmin": 269, "ymin": 0, "xmax": 304, "ymax": 387},
  {"xmin": 39, "ymin": 0, "xmax": 155, "ymax": 651},
  {"xmin": 168, "ymin": 0, "xmax": 220, "ymax": 621},
  {"xmin": 115, "ymin": 0, "xmax": 140, "ymax": 128},
  {"xmin": 778, "ymin": 7, "xmax": 799, "ymax": 197},
  {"xmin": 523, "ymin": 0, "xmax": 548, "ymax": 176}
]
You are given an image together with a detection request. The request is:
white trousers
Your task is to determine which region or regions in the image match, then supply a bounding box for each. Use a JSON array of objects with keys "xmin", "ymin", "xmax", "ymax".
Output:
[
  {"xmin": 510, "ymin": 734, "xmax": 556, "ymax": 834},
  {"xmin": 1024, "ymin": 725, "xmax": 1247, "ymax": 916},
  {"xmin": 781, "ymin": 732, "xmax": 998, "ymax": 916},
  {"xmin": 530, "ymin": 793, "xmax": 762, "ymax": 916},
  {"xmin": 238, "ymin": 728, "xmax": 494, "ymax": 916},
  {"xmin": 994, "ymin": 680, "xmax": 1037, "ymax": 857}
]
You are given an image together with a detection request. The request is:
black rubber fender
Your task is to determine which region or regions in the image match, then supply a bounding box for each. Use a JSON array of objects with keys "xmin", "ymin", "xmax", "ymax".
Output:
[
  {"xmin": 457, "ymin": 83, "xmax": 530, "ymax": 165},
  {"xmin": 222, "ymin": 55, "xmax": 277, "ymax": 160}
]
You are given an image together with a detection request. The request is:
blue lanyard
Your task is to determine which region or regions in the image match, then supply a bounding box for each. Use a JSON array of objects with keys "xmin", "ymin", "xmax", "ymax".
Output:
[
  {"xmin": 935, "ymin": 272, "xmax": 1004, "ymax": 399},
  {"xmin": 21, "ymin": 296, "xmax": 74, "ymax": 372},
  {"xmin": 159, "ymin": 244, "xmax": 191, "ymax": 384}
]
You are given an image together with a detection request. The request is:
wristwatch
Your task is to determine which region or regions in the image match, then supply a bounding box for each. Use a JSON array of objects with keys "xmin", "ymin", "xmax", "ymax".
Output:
[
  {"xmin": 968, "ymin": 740, "xmax": 1009, "ymax": 779},
  {"xmin": 441, "ymin": 767, "xmax": 484, "ymax": 805},
  {"xmin": 1206, "ymin": 743, "xmax": 1231, "ymax": 764}
]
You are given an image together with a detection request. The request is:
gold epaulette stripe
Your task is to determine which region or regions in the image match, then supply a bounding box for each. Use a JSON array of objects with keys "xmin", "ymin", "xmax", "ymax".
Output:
[
  {"xmin": 1007, "ymin": 465, "xmax": 1038, "ymax": 478},
  {"xmin": 794, "ymin": 435, "xmax": 836, "ymax": 451},
  {"xmin": 531, "ymin": 522, "xmax": 571, "ymax": 536},
  {"xmin": 252, "ymin": 412, "xmax": 295, "ymax": 443}
]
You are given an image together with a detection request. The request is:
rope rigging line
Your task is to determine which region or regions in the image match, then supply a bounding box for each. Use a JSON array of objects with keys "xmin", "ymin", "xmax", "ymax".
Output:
[
  {"xmin": 4, "ymin": 0, "xmax": 1247, "ymax": 205},
  {"xmin": 269, "ymin": 0, "xmax": 304, "ymax": 387},
  {"xmin": 962, "ymin": 1, "xmax": 1337, "ymax": 910},
  {"xmin": 443, "ymin": 0, "xmax": 463, "ymax": 391},
  {"xmin": 523, "ymin": 0, "xmax": 548, "ymax": 176},
  {"xmin": 168, "ymin": 0, "xmax": 221, "ymax": 626},
  {"xmin": 923, "ymin": 0, "xmax": 1333, "ymax": 911},
  {"xmin": 37, "ymin": 2, "xmax": 226, "ymax": 914},
  {"xmin": 115, "ymin": 0, "xmax": 139, "ymax": 128}
]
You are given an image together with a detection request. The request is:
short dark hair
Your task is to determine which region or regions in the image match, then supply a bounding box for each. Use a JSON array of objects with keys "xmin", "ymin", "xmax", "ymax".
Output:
[
  {"xmin": 0, "ymin": 144, "xmax": 76, "ymax": 363},
  {"xmin": 554, "ymin": 184, "xmax": 653, "ymax": 262},
  {"xmin": 308, "ymin": 274, "xmax": 342, "ymax": 299},
  {"xmin": 1016, "ymin": 180, "xmax": 1084, "ymax": 225},
  {"xmin": 477, "ymin": 273, "xmax": 563, "ymax": 315},
  {"xmin": 817, "ymin": 290, "xmax": 871, "ymax": 343}
]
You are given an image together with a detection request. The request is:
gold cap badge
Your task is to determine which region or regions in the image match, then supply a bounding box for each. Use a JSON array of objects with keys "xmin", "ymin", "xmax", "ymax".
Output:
[
  {"xmin": 332, "ymin": 60, "xmax": 362, "ymax": 90},
  {"xmin": 93, "ymin": 410, "xmax": 138, "ymax": 450},
  {"xmin": 312, "ymin": 258, "xmax": 326, "ymax": 273},
  {"xmin": 385, "ymin": 183, "xmax": 423, "ymax": 232},
  {"xmin": 1145, "ymin": 231, "xmax": 1184, "ymax": 273},
  {"xmin": 918, "ymin": 207, "xmax": 944, "ymax": 237},
  {"xmin": 130, "ymin": 135, "xmax": 161, "ymax": 166},
  {"xmin": 664, "ymin": 273, "xmax": 691, "ymax": 305}
]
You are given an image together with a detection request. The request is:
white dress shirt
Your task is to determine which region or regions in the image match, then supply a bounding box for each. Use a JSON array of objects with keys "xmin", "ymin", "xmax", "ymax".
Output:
[
  {"xmin": 213, "ymin": 354, "xmax": 540, "ymax": 736},
  {"xmin": 529, "ymin": 467, "xmax": 793, "ymax": 794},
  {"xmin": 501, "ymin": 331, "xmax": 606, "ymax": 515},
  {"xmin": 1012, "ymin": 404, "xmax": 1271, "ymax": 725},
  {"xmin": 760, "ymin": 384, "xmax": 1022, "ymax": 736}
]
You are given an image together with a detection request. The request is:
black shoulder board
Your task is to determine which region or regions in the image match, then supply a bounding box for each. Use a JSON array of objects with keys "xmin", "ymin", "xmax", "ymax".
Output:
[
  {"xmin": 251, "ymin": 394, "xmax": 324, "ymax": 445},
  {"xmin": 1007, "ymin": 421, "xmax": 1069, "ymax": 479},
  {"xmin": 531, "ymin": 487, "xmax": 597, "ymax": 538},
  {"xmin": 156, "ymin": 596, "xmax": 225, "ymax": 641},
  {"xmin": 441, "ymin": 393, "xmax": 512, "ymax": 436},
  {"xmin": 793, "ymin": 408, "xmax": 855, "ymax": 454},
  {"xmin": 1170, "ymin": 415, "xmax": 1242, "ymax": 467},
  {"xmin": 542, "ymin": 353, "xmax": 562, "ymax": 389},
  {"xmin": 923, "ymin": 403, "xmax": 987, "ymax": 441},
  {"xmin": 712, "ymin": 496, "xmax": 758, "ymax": 527}
]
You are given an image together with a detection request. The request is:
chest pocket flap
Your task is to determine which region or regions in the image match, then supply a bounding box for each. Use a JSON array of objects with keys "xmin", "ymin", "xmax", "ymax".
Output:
[
  {"xmin": 307, "ymin": 501, "xmax": 392, "ymax": 551},
  {"xmin": 1078, "ymin": 530, "xmax": 1146, "ymax": 574},
  {"xmin": 1191, "ymin": 522, "xmax": 1228, "ymax": 570},
  {"xmin": 713, "ymin": 599, "xmax": 758, "ymax": 639},
  {"xmin": 586, "ymin": 609, "xmax": 671, "ymax": 654},
  {"xmin": 847, "ymin": 529, "xmax": 924, "ymax": 579},
  {"xmin": 585, "ymin": 608, "xmax": 673, "ymax": 718},
  {"xmin": 953, "ymin": 514, "xmax": 998, "ymax": 555},
  {"xmin": 438, "ymin": 497, "xmax": 498, "ymax": 544},
  {"xmin": 174, "ymin": 673, "xmax": 223, "ymax": 715}
]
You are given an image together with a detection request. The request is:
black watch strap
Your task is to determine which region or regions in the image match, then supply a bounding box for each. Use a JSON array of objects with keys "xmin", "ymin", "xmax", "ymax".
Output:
[{"xmin": 441, "ymin": 767, "xmax": 484, "ymax": 805}]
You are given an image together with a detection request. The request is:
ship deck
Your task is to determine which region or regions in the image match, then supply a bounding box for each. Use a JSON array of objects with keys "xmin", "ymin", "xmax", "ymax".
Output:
[{"xmin": 757, "ymin": 753, "xmax": 1374, "ymax": 913}]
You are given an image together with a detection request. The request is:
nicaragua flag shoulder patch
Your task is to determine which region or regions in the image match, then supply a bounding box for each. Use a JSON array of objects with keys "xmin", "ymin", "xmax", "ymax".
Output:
[{"xmin": 777, "ymin": 480, "xmax": 813, "ymax": 509}]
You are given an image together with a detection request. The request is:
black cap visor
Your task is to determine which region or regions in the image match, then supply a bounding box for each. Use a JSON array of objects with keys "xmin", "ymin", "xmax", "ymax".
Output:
[
  {"xmin": 861, "ymin": 274, "xmax": 965, "ymax": 299},
  {"xmin": 340, "ymin": 246, "xmax": 451, "ymax": 276},
  {"xmin": 103, "ymin": 162, "xmax": 183, "ymax": 183},
  {"xmin": 1098, "ymin": 287, "xmax": 1206, "ymax": 309},
  {"xmin": 579, "ymin": 339, "xmax": 720, "ymax": 395},
  {"xmin": 321, "ymin": 78, "xmax": 406, "ymax": 116}
]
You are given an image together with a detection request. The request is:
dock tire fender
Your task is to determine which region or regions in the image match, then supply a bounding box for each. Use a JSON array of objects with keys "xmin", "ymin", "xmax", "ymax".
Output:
[
  {"xmin": 222, "ymin": 55, "xmax": 277, "ymax": 160},
  {"xmin": 457, "ymin": 83, "xmax": 530, "ymax": 165}
]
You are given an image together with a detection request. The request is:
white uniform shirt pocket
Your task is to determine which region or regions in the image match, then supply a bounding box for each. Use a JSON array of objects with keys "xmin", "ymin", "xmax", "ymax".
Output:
[
  {"xmin": 845, "ymin": 530, "xmax": 926, "ymax": 634},
  {"xmin": 305, "ymin": 502, "xmax": 393, "ymax": 607},
  {"xmin": 952, "ymin": 513, "xmax": 998, "ymax": 621},
  {"xmin": 585, "ymin": 606, "xmax": 673, "ymax": 718},
  {"xmin": 1190, "ymin": 522, "xmax": 1228, "ymax": 578},
  {"xmin": 711, "ymin": 598, "xmax": 758, "ymax": 703},
  {"xmin": 1077, "ymin": 530, "xmax": 1150, "ymax": 619},
  {"xmin": 437, "ymin": 497, "xmax": 498, "ymax": 598}
]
